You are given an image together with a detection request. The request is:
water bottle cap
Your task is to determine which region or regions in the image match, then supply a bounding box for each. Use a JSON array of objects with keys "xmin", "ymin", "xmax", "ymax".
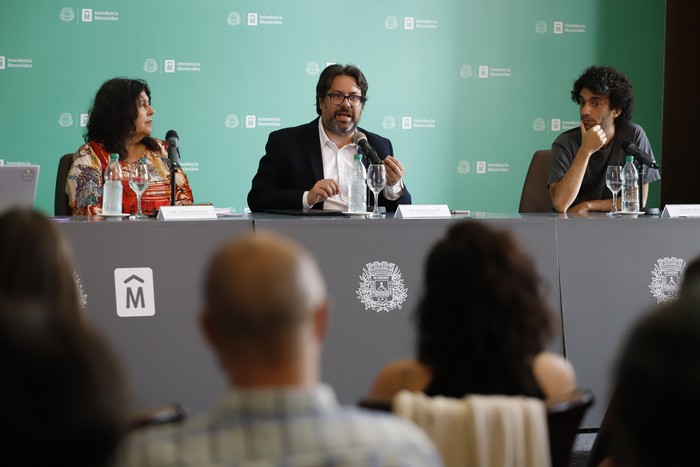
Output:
[
  {"xmin": 354, "ymin": 154, "xmax": 362, "ymax": 161},
  {"xmin": 110, "ymin": 153, "xmax": 119, "ymax": 161},
  {"xmin": 625, "ymin": 155, "xmax": 633, "ymax": 163}
]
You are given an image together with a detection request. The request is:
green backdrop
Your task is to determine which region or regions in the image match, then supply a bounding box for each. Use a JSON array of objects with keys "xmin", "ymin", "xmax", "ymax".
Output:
[{"xmin": 0, "ymin": 0, "xmax": 665, "ymax": 215}]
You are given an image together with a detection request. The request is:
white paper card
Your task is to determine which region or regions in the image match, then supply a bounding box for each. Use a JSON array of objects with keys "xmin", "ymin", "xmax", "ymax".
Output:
[
  {"xmin": 661, "ymin": 204, "xmax": 700, "ymax": 218},
  {"xmin": 157, "ymin": 205, "xmax": 217, "ymax": 220},
  {"xmin": 395, "ymin": 204, "xmax": 451, "ymax": 219}
]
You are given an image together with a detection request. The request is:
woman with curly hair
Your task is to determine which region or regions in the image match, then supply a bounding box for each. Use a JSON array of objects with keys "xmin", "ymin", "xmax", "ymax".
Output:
[
  {"xmin": 369, "ymin": 221, "xmax": 575, "ymax": 399},
  {"xmin": 66, "ymin": 78, "xmax": 193, "ymax": 216}
]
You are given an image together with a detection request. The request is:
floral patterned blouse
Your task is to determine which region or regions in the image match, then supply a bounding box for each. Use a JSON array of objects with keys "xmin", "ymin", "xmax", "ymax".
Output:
[{"xmin": 66, "ymin": 140, "xmax": 194, "ymax": 216}]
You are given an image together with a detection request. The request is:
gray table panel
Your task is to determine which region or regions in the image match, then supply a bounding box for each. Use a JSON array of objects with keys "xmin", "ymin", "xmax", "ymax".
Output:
[
  {"xmin": 254, "ymin": 215, "xmax": 562, "ymax": 405},
  {"xmin": 557, "ymin": 216, "xmax": 700, "ymax": 428},
  {"xmin": 56, "ymin": 217, "xmax": 254, "ymax": 413},
  {"xmin": 53, "ymin": 214, "xmax": 564, "ymax": 420}
]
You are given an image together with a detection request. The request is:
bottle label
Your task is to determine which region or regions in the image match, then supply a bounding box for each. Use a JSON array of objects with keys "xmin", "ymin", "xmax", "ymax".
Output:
[{"xmin": 102, "ymin": 181, "xmax": 123, "ymax": 215}]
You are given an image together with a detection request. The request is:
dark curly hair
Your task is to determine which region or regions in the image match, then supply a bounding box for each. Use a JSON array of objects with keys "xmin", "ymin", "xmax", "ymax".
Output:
[
  {"xmin": 416, "ymin": 221, "xmax": 553, "ymax": 398},
  {"xmin": 84, "ymin": 78, "xmax": 160, "ymax": 158},
  {"xmin": 571, "ymin": 65, "xmax": 635, "ymax": 127},
  {"xmin": 315, "ymin": 64, "xmax": 368, "ymax": 115}
]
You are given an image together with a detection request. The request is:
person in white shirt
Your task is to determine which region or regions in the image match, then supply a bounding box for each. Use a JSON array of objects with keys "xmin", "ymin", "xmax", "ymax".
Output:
[{"xmin": 247, "ymin": 64, "xmax": 412, "ymax": 212}]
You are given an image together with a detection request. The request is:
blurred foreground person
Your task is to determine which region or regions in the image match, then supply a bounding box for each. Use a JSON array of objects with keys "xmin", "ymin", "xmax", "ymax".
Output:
[
  {"xmin": 599, "ymin": 287, "xmax": 700, "ymax": 467},
  {"xmin": 0, "ymin": 208, "xmax": 83, "ymax": 323},
  {"xmin": 370, "ymin": 221, "xmax": 575, "ymax": 400},
  {"xmin": 0, "ymin": 298, "xmax": 128, "ymax": 466},
  {"xmin": 120, "ymin": 232, "xmax": 441, "ymax": 466}
]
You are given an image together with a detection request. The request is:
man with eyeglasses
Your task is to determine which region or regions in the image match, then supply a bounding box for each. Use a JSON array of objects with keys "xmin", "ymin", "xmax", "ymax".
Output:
[{"xmin": 247, "ymin": 64, "xmax": 411, "ymax": 212}]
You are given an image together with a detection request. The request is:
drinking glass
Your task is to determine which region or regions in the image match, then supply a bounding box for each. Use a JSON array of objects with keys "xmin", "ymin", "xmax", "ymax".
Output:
[
  {"xmin": 605, "ymin": 165, "xmax": 623, "ymax": 216},
  {"xmin": 129, "ymin": 158, "xmax": 149, "ymax": 219},
  {"xmin": 366, "ymin": 163, "xmax": 387, "ymax": 218}
]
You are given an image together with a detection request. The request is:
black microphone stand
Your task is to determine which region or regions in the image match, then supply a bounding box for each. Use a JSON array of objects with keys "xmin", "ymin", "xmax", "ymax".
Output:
[
  {"xmin": 170, "ymin": 154, "xmax": 180, "ymax": 206},
  {"xmin": 636, "ymin": 160, "xmax": 646, "ymax": 214},
  {"xmin": 170, "ymin": 157, "xmax": 179, "ymax": 206},
  {"xmin": 165, "ymin": 132, "xmax": 180, "ymax": 207}
]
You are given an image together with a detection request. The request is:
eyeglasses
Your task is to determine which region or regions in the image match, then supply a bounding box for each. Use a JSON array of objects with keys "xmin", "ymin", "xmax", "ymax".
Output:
[{"xmin": 326, "ymin": 92, "xmax": 365, "ymax": 107}]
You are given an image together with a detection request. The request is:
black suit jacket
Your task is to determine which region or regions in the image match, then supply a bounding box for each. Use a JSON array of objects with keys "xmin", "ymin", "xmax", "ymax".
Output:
[{"xmin": 247, "ymin": 118, "xmax": 412, "ymax": 212}]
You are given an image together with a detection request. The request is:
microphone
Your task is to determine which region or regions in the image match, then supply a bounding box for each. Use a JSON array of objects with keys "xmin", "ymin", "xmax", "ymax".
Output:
[
  {"xmin": 165, "ymin": 130, "xmax": 180, "ymax": 167},
  {"xmin": 165, "ymin": 130, "xmax": 180, "ymax": 206},
  {"xmin": 352, "ymin": 131, "xmax": 382, "ymax": 164},
  {"xmin": 622, "ymin": 141, "xmax": 659, "ymax": 169}
]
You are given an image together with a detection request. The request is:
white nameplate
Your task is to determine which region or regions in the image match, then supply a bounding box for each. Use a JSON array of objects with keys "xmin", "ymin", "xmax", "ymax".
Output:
[
  {"xmin": 157, "ymin": 205, "xmax": 217, "ymax": 220},
  {"xmin": 662, "ymin": 204, "xmax": 700, "ymax": 218},
  {"xmin": 395, "ymin": 204, "xmax": 452, "ymax": 219}
]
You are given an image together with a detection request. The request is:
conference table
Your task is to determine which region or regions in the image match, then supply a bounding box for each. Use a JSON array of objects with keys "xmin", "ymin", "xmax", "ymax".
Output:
[{"xmin": 54, "ymin": 212, "xmax": 700, "ymax": 429}]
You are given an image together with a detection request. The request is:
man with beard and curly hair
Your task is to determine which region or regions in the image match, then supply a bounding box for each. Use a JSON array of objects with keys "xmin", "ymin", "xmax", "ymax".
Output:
[
  {"xmin": 248, "ymin": 64, "xmax": 411, "ymax": 212},
  {"xmin": 548, "ymin": 66, "xmax": 660, "ymax": 213}
]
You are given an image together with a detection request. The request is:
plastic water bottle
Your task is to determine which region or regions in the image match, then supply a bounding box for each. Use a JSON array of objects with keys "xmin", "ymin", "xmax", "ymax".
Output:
[
  {"xmin": 347, "ymin": 154, "xmax": 367, "ymax": 214},
  {"xmin": 621, "ymin": 155, "xmax": 640, "ymax": 213},
  {"xmin": 102, "ymin": 153, "xmax": 123, "ymax": 215}
]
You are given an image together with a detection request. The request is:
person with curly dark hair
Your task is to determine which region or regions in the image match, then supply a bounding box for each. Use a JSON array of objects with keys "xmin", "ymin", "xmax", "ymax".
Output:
[
  {"xmin": 368, "ymin": 221, "xmax": 575, "ymax": 400},
  {"xmin": 66, "ymin": 78, "xmax": 193, "ymax": 216},
  {"xmin": 548, "ymin": 66, "xmax": 660, "ymax": 213}
]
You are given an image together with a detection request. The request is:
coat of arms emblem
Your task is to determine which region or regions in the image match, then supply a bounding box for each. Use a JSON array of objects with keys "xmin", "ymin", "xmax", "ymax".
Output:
[
  {"xmin": 356, "ymin": 260, "xmax": 408, "ymax": 312},
  {"xmin": 649, "ymin": 257, "xmax": 686, "ymax": 303}
]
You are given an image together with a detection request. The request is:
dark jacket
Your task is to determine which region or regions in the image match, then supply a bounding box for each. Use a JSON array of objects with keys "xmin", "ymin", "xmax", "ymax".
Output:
[{"xmin": 247, "ymin": 118, "xmax": 411, "ymax": 212}]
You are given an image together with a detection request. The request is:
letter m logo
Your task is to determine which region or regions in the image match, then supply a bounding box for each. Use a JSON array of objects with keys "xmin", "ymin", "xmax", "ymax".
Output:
[{"xmin": 114, "ymin": 268, "xmax": 156, "ymax": 317}]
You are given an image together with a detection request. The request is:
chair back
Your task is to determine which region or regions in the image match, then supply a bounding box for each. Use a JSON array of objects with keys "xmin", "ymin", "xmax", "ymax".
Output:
[
  {"xmin": 519, "ymin": 150, "xmax": 553, "ymax": 213},
  {"xmin": 585, "ymin": 388, "xmax": 617, "ymax": 467},
  {"xmin": 546, "ymin": 389, "xmax": 595, "ymax": 467},
  {"xmin": 55, "ymin": 153, "xmax": 74, "ymax": 216},
  {"xmin": 358, "ymin": 388, "xmax": 594, "ymax": 467},
  {"xmin": 129, "ymin": 402, "xmax": 188, "ymax": 431}
]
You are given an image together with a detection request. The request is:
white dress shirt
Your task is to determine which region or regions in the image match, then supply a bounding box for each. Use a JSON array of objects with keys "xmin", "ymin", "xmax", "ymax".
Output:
[{"xmin": 303, "ymin": 119, "xmax": 403, "ymax": 209}]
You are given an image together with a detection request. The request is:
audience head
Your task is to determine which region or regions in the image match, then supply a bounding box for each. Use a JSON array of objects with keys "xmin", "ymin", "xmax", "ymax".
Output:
[
  {"xmin": 611, "ymin": 288, "xmax": 700, "ymax": 467},
  {"xmin": 416, "ymin": 221, "xmax": 553, "ymax": 397},
  {"xmin": 201, "ymin": 232, "xmax": 328, "ymax": 386},
  {"xmin": 571, "ymin": 65, "xmax": 634, "ymax": 127},
  {"xmin": 0, "ymin": 208, "xmax": 83, "ymax": 323},
  {"xmin": 0, "ymin": 298, "xmax": 128, "ymax": 466},
  {"xmin": 85, "ymin": 77, "xmax": 160, "ymax": 156},
  {"xmin": 315, "ymin": 64, "xmax": 369, "ymax": 115},
  {"xmin": 680, "ymin": 255, "xmax": 700, "ymax": 294}
]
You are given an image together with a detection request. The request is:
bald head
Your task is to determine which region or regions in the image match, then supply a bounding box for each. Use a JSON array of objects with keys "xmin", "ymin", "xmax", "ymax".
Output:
[{"xmin": 203, "ymin": 232, "xmax": 327, "ymax": 343}]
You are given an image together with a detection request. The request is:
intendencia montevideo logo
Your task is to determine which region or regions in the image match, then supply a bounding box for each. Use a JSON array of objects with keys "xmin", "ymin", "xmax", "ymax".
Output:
[
  {"xmin": 57, "ymin": 113, "xmax": 89, "ymax": 128},
  {"xmin": 60, "ymin": 8, "xmax": 120, "ymax": 23},
  {"xmin": 80, "ymin": 9, "xmax": 119, "ymax": 22},
  {"xmin": 143, "ymin": 58, "xmax": 201, "ymax": 74},
  {"xmin": 224, "ymin": 115, "xmax": 240, "ymax": 129},
  {"xmin": 0, "ymin": 55, "xmax": 33, "ymax": 70},
  {"xmin": 226, "ymin": 11, "xmax": 241, "ymax": 26},
  {"xmin": 59, "ymin": 7, "xmax": 76, "ymax": 22}
]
